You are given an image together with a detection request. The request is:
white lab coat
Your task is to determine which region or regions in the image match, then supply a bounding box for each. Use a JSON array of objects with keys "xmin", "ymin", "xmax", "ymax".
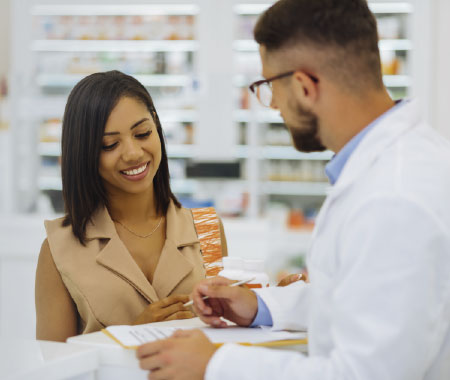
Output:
[{"xmin": 205, "ymin": 100, "xmax": 450, "ymax": 380}]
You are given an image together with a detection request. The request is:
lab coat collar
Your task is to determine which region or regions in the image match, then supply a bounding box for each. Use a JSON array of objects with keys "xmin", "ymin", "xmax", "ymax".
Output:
[
  {"xmin": 329, "ymin": 99, "xmax": 420, "ymax": 199},
  {"xmin": 311, "ymin": 99, "xmax": 421, "ymax": 242}
]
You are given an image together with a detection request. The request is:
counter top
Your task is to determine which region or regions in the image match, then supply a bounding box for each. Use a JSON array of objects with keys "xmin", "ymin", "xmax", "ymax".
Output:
[{"xmin": 0, "ymin": 337, "xmax": 98, "ymax": 380}]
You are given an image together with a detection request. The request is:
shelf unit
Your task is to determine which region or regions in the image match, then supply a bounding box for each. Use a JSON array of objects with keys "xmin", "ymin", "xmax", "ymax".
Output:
[
  {"xmin": 232, "ymin": 0, "xmax": 417, "ymax": 218},
  {"xmin": 8, "ymin": 0, "xmax": 424, "ymax": 219}
]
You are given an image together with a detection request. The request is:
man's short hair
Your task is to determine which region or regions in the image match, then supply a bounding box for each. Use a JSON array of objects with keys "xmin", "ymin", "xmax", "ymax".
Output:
[{"xmin": 254, "ymin": 0, "xmax": 384, "ymax": 92}]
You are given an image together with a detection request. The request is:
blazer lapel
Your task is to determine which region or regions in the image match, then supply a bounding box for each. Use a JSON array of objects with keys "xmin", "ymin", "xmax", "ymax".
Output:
[
  {"xmin": 87, "ymin": 206, "xmax": 159, "ymax": 303},
  {"xmin": 96, "ymin": 236, "xmax": 160, "ymax": 303},
  {"xmin": 151, "ymin": 239, "xmax": 194, "ymax": 298},
  {"xmin": 151, "ymin": 201, "xmax": 200, "ymax": 298}
]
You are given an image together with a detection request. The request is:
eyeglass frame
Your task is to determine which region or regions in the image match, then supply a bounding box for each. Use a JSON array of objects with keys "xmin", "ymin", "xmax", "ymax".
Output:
[{"xmin": 248, "ymin": 70, "xmax": 319, "ymax": 107}]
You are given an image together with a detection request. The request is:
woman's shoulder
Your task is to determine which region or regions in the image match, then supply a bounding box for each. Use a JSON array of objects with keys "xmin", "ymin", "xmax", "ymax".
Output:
[
  {"xmin": 44, "ymin": 215, "xmax": 72, "ymax": 238},
  {"xmin": 44, "ymin": 215, "xmax": 67, "ymax": 230},
  {"xmin": 44, "ymin": 215, "xmax": 81, "ymax": 253}
]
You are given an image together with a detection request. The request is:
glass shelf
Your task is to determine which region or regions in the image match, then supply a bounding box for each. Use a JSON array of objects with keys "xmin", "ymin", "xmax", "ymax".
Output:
[
  {"xmin": 263, "ymin": 181, "xmax": 330, "ymax": 196},
  {"xmin": 32, "ymin": 40, "xmax": 199, "ymax": 53},
  {"xmin": 36, "ymin": 74, "xmax": 193, "ymax": 88},
  {"xmin": 32, "ymin": 4, "xmax": 199, "ymax": 16}
]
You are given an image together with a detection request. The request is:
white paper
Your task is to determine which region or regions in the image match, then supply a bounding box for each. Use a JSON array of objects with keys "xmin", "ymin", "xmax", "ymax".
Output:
[{"xmin": 105, "ymin": 324, "xmax": 306, "ymax": 347}]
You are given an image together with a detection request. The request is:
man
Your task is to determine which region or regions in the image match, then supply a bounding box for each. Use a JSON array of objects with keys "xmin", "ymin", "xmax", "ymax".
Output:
[{"xmin": 137, "ymin": 0, "xmax": 450, "ymax": 379}]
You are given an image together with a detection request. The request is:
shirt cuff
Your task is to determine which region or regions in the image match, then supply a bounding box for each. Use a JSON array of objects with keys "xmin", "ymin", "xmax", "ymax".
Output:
[{"xmin": 249, "ymin": 293, "xmax": 273, "ymax": 327}]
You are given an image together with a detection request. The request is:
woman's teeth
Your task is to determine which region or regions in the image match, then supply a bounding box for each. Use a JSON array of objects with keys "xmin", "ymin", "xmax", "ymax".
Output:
[{"xmin": 122, "ymin": 163, "xmax": 147, "ymax": 176}]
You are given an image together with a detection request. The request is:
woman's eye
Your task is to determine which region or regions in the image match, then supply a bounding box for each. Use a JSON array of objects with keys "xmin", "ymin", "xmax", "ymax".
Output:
[
  {"xmin": 102, "ymin": 142, "xmax": 118, "ymax": 151},
  {"xmin": 136, "ymin": 130, "xmax": 152, "ymax": 139}
]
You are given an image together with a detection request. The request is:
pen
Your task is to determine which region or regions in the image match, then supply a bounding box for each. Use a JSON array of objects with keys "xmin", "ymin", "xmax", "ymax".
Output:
[{"xmin": 183, "ymin": 277, "xmax": 256, "ymax": 307}]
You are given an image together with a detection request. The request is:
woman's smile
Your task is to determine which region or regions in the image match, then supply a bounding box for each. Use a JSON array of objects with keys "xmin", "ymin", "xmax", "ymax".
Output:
[{"xmin": 119, "ymin": 161, "xmax": 151, "ymax": 181}]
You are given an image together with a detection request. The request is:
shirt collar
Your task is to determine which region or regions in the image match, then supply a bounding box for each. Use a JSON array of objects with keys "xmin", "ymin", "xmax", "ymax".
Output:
[{"xmin": 325, "ymin": 99, "xmax": 406, "ymax": 185}]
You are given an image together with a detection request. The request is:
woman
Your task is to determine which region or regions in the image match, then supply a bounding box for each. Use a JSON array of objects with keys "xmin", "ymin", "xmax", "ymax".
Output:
[{"xmin": 35, "ymin": 70, "xmax": 227, "ymax": 342}]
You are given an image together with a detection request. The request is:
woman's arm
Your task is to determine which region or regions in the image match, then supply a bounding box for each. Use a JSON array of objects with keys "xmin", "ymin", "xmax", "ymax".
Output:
[{"xmin": 35, "ymin": 239, "xmax": 78, "ymax": 342}]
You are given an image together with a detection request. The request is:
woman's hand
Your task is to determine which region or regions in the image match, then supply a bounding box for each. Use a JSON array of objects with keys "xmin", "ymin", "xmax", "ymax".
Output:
[
  {"xmin": 277, "ymin": 273, "xmax": 305, "ymax": 287},
  {"xmin": 133, "ymin": 294, "xmax": 195, "ymax": 325}
]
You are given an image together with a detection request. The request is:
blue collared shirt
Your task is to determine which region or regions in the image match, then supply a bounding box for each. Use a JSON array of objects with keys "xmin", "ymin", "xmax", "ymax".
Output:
[{"xmin": 250, "ymin": 99, "xmax": 406, "ymax": 327}]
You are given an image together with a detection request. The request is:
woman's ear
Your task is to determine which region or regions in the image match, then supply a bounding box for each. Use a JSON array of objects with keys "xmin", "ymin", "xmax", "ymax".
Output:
[{"xmin": 291, "ymin": 71, "xmax": 319, "ymax": 108}]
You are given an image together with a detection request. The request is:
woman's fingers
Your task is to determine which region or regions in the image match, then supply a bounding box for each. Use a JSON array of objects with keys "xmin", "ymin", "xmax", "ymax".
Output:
[
  {"xmin": 165, "ymin": 310, "xmax": 195, "ymax": 321},
  {"xmin": 159, "ymin": 294, "xmax": 190, "ymax": 307},
  {"xmin": 277, "ymin": 273, "xmax": 303, "ymax": 287}
]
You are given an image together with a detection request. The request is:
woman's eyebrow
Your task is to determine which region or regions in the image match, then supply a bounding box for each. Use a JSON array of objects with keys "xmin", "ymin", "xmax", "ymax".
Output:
[{"xmin": 103, "ymin": 118, "xmax": 150, "ymax": 136}]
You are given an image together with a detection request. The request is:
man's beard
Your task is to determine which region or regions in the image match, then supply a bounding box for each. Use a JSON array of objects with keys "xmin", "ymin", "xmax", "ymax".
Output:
[{"xmin": 286, "ymin": 103, "xmax": 326, "ymax": 153}]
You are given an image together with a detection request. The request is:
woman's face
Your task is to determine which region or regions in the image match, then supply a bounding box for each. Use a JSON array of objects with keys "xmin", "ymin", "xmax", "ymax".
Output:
[{"xmin": 99, "ymin": 96, "xmax": 162, "ymax": 197}]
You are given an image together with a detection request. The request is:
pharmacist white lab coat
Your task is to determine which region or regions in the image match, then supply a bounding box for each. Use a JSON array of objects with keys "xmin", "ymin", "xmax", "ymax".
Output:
[{"xmin": 205, "ymin": 99, "xmax": 450, "ymax": 380}]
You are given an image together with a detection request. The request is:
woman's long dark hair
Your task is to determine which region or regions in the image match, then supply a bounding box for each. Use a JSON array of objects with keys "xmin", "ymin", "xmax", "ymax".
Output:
[{"xmin": 61, "ymin": 70, "xmax": 180, "ymax": 245}]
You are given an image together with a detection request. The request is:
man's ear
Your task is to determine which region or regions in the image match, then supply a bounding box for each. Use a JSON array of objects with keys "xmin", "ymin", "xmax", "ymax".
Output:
[{"xmin": 291, "ymin": 71, "xmax": 319, "ymax": 107}]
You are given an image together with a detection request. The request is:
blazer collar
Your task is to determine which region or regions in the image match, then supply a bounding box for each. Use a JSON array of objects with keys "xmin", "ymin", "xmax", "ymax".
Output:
[
  {"xmin": 85, "ymin": 205, "xmax": 116, "ymax": 240},
  {"xmin": 90, "ymin": 201, "xmax": 200, "ymax": 303},
  {"xmin": 165, "ymin": 200, "xmax": 200, "ymax": 248},
  {"xmin": 85, "ymin": 200, "xmax": 200, "ymax": 248}
]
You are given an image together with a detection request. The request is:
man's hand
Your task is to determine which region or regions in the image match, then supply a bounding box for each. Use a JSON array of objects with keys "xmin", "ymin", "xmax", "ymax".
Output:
[
  {"xmin": 190, "ymin": 276, "xmax": 258, "ymax": 328},
  {"xmin": 136, "ymin": 329, "xmax": 216, "ymax": 380}
]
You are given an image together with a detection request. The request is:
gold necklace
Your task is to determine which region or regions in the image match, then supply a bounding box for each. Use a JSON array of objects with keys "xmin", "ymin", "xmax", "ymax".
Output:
[{"xmin": 114, "ymin": 216, "xmax": 163, "ymax": 238}]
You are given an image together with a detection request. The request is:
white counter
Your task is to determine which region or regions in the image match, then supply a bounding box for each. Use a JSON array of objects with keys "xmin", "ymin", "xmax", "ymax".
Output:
[
  {"xmin": 0, "ymin": 338, "xmax": 98, "ymax": 380},
  {"xmin": 66, "ymin": 318, "xmax": 213, "ymax": 380},
  {"xmin": 1, "ymin": 318, "xmax": 307, "ymax": 379}
]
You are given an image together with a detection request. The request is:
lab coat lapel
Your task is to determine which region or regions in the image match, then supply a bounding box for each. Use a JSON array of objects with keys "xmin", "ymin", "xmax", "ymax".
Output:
[
  {"xmin": 88, "ymin": 206, "xmax": 159, "ymax": 303},
  {"xmin": 309, "ymin": 100, "xmax": 421, "ymax": 251},
  {"xmin": 330, "ymin": 100, "xmax": 420, "ymax": 200}
]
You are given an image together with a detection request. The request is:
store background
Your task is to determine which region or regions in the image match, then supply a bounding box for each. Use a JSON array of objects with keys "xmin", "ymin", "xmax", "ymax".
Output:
[{"xmin": 0, "ymin": 0, "xmax": 449, "ymax": 340}]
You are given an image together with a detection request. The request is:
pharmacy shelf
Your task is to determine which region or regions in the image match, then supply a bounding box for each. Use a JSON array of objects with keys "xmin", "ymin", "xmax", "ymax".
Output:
[
  {"xmin": 166, "ymin": 144, "xmax": 196, "ymax": 158},
  {"xmin": 32, "ymin": 4, "xmax": 199, "ymax": 16},
  {"xmin": 39, "ymin": 143, "xmax": 331, "ymax": 161},
  {"xmin": 369, "ymin": 2, "xmax": 413, "ymax": 14},
  {"xmin": 234, "ymin": 109, "xmax": 283, "ymax": 124},
  {"xmin": 38, "ymin": 142, "xmax": 60, "ymax": 156},
  {"xmin": 233, "ymin": 39, "xmax": 412, "ymax": 52},
  {"xmin": 378, "ymin": 39, "xmax": 412, "ymax": 51},
  {"xmin": 263, "ymin": 181, "xmax": 330, "ymax": 196},
  {"xmin": 158, "ymin": 110, "xmax": 197, "ymax": 123},
  {"xmin": 32, "ymin": 40, "xmax": 199, "ymax": 53},
  {"xmin": 383, "ymin": 75, "xmax": 411, "ymax": 87},
  {"xmin": 36, "ymin": 107, "xmax": 197, "ymax": 122},
  {"xmin": 263, "ymin": 147, "xmax": 333, "ymax": 161},
  {"xmin": 234, "ymin": 2, "xmax": 412, "ymax": 15},
  {"xmin": 38, "ymin": 176, "xmax": 200, "ymax": 193},
  {"xmin": 234, "ymin": 145, "xmax": 332, "ymax": 160},
  {"xmin": 38, "ymin": 176, "xmax": 62, "ymax": 191},
  {"xmin": 39, "ymin": 142, "xmax": 198, "ymax": 158},
  {"xmin": 234, "ymin": 74, "xmax": 411, "ymax": 88},
  {"xmin": 37, "ymin": 74, "xmax": 193, "ymax": 88}
]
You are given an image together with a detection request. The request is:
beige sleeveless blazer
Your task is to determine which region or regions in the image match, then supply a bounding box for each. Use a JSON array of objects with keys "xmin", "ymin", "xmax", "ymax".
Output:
[{"xmin": 45, "ymin": 201, "xmax": 206, "ymax": 334}]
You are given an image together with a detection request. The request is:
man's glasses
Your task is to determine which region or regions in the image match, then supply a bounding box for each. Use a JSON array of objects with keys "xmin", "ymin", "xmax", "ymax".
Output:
[{"xmin": 249, "ymin": 70, "xmax": 319, "ymax": 108}]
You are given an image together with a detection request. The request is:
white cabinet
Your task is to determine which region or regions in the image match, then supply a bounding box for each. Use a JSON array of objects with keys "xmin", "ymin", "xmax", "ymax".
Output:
[{"xmin": 0, "ymin": 215, "xmax": 47, "ymax": 339}]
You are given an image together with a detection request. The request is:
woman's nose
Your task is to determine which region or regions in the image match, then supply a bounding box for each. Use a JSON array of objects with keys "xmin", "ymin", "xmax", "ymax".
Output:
[{"xmin": 122, "ymin": 139, "xmax": 143, "ymax": 162}]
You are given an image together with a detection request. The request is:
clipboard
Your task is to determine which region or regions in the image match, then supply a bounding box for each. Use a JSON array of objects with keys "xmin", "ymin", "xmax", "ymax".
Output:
[{"xmin": 101, "ymin": 325, "xmax": 308, "ymax": 350}]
